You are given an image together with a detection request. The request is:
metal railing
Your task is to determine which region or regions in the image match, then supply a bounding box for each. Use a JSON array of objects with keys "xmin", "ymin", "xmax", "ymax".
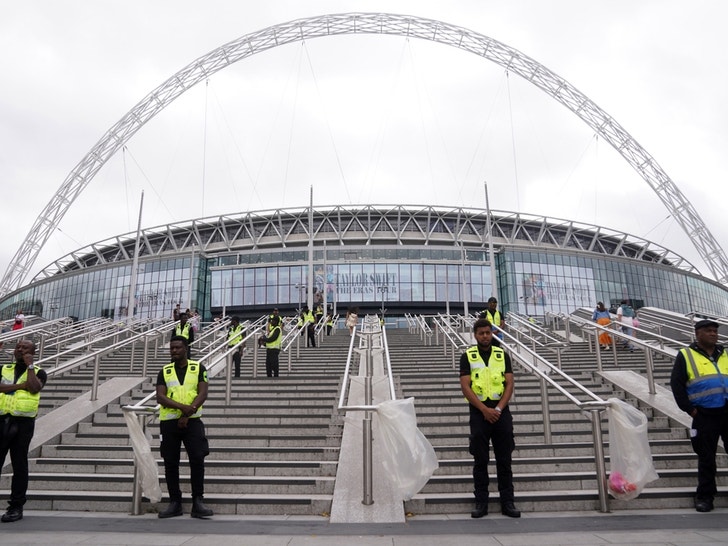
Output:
[
  {"xmin": 336, "ymin": 315, "xmax": 397, "ymax": 505},
  {"xmin": 567, "ymin": 314, "xmax": 679, "ymax": 395},
  {"xmin": 425, "ymin": 312, "xmax": 615, "ymax": 512}
]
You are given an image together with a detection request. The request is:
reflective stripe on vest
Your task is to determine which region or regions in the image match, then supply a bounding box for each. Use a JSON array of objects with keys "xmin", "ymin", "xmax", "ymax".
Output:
[
  {"xmin": 484, "ymin": 310, "xmax": 502, "ymax": 327},
  {"xmin": 159, "ymin": 362, "xmax": 203, "ymax": 420},
  {"xmin": 228, "ymin": 324, "xmax": 244, "ymax": 347},
  {"xmin": 175, "ymin": 323, "xmax": 191, "ymax": 340},
  {"xmin": 0, "ymin": 364, "xmax": 41, "ymax": 417},
  {"xmin": 466, "ymin": 345, "xmax": 506, "ymax": 402},
  {"xmin": 266, "ymin": 326, "xmax": 282, "ymax": 350},
  {"xmin": 682, "ymin": 348, "xmax": 728, "ymax": 408}
]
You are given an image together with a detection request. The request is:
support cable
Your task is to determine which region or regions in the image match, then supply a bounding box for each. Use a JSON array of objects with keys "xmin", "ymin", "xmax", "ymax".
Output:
[
  {"xmin": 302, "ymin": 41, "xmax": 352, "ymax": 203},
  {"xmin": 505, "ymin": 70, "xmax": 521, "ymax": 210}
]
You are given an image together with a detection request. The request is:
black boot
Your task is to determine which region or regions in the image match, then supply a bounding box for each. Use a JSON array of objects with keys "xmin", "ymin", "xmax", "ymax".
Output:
[
  {"xmin": 501, "ymin": 501, "xmax": 521, "ymax": 518},
  {"xmin": 470, "ymin": 502, "xmax": 488, "ymax": 518},
  {"xmin": 191, "ymin": 496, "xmax": 213, "ymax": 518},
  {"xmin": 158, "ymin": 500, "xmax": 183, "ymax": 519}
]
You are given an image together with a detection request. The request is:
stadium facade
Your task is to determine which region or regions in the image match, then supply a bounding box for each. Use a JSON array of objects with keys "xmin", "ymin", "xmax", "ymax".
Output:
[{"xmin": 1, "ymin": 204, "xmax": 726, "ymax": 322}]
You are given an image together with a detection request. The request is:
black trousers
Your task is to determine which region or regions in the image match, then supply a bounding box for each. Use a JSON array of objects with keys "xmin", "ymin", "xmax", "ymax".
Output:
[
  {"xmin": 306, "ymin": 326, "xmax": 316, "ymax": 347},
  {"xmin": 0, "ymin": 415, "xmax": 36, "ymax": 508},
  {"xmin": 468, "ymin": 406, "xmax": 515, "ymax": 504},
  {"xmin": 266, "ymin": 349, "xmax": 280, "ymax": 377},
  {"xmin": 160, "ymin": 418, "xmax": 209, "ymax": 501},
  {"xmin": 690, "ymin": 410, "xmax": 728, "ymax": 501},
  {"xmin": 232, "ymin": 348, "xmax": 241, "ymax": 377}
]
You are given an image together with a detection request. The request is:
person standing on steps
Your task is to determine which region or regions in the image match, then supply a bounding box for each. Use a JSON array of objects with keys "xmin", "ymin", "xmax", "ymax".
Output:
[
  {"xmin": 0, "ymin": 340, "xmax": 46, "ymax": 523},
  {"xmin": 301, "ymin": 306, "xmax": 316, "ymax": 348},
  {"xmin": 480, "ymin": 297, "xmax": 505, "ymax": 339},
  {"xmin": 227, "ymin": 316, "xmax": 245, "ymax": 378},
  {"xmin": 592, "ymin": 302, "xmax": 613, "ymax": 350},
  {"xmin": 171, "ymin": 312, "xmax": 194, "ymax": 359},
  {"xmin": 459, "ymin": 318, "xmax": 520, "ymax": 519},
  {"xmin": 258, "ymin": 315, "xmax": 282, "ymax": 378},
  {"xmin": 156, "ymin": 336, "xmax": 213, "ymax": 519},
  {"xmin": 670, "ymin": 319, "xmax": 728, "ymax": 513},
  {"xmin": 616, "ymin": 300, "xmax": 636, "ymax": 351}
]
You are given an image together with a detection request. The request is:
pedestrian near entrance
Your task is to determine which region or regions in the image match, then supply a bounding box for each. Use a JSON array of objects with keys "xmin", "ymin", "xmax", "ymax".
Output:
[
  {"xmin": 616, "ymin": 300, "xmax": 636, "ymax": 351},
  {"xmin": 592, "ymin": 302, "xmax": 613, "ymax": 350},
  {"xmin": 156, "ymin": 336, "xmax": 213, "ymax": 519},
  {"xmin": 0, "ymin": 340, "xmax": 47, "ymax": 523},
  {"xmin": 480, "ymin": 297, "xmax": 505, "ymax": 339},
  {"xmin": 670, "ymin": 319, "xmax": 728, "ymax": 513},
  {"xmin": 301, "ymin": 306, "xmax": 316, "ymax": 348},
  {"xmin": 258, "ymin": 315, "xmax": 282, "ymax": 377},
  {"xmin": 459, "ymin": 318, "xmax": 520, "ymax": 519},
  {"xmin": 172, "ymin": 312, "xmax": 194, "ymax": 358},
  {"xmin": 227, "ymin": 316, "xmax": 245, "ymax": 377},
  {"xmin": 345, "ymin": 307, "xmax": 358, "ymax": 335}
]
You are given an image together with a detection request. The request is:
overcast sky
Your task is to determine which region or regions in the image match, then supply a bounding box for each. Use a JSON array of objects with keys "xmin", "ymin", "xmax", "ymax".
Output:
[{"xmin": 1, "ymin": 0, "xmax": 727, "ymax": 290}]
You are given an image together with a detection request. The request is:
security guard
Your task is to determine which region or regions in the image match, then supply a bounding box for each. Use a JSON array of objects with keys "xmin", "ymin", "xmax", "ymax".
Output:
[
  {"xmin": 0, "ymin": 340, "xmax": 47, "ymax": 523},
  {"xmin": 301, "ymin": 306, "xmax": 316, "ymax": 348},
  {"xmin": 670, "ymin": 318, "xmax": 728, "ymax": 512},
  {"xmin": 459, "ymin": 318, "xmax": 520, "ymax": 519},
  {"xmin": 227, "ymin": 316, "xmax": 245, "ymax": 377},
  {"xmin": 171, "ymin": 312, "xmax": 194, "ymax": 358},
  {"xmin": 480, "ymin": 297, "xmax": 505, "ymax": 338},
  {"xmin": 258, "ymin": 315, "xmax": 282, "ymax": 377},
  {"xmin": 325, "ymin": 314, "xmax": 334, "ymax": 336},
  {"xmin": 156, "ymin": 336, "xmax": 212, "ymax": 519},
  {"xmin": 267, "ymin": 308, "xmax": 280, "ymax": 332}
]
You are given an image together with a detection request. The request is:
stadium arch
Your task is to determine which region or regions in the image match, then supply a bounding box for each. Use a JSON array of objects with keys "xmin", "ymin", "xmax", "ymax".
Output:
[{"xmin": 2, "ymin": 12, "xmax": 726, "ymax": 297}]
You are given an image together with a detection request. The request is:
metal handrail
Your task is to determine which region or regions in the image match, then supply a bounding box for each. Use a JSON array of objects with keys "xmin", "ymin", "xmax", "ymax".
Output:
[
  {"xmin": 336, "ymin": 316, "xmax": 398, "ymax": 505},
  {"xmin": 428, "ymin": 312, "xmax": 613, "ymax": 512}
]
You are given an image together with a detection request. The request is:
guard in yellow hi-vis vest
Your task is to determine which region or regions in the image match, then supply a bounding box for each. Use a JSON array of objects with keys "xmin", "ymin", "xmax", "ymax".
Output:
[
  {"xmin": 0, "ymin": 340, "xmax": 47, "ymax": 523},
  {"xmin": 156, "ymin": 336, "xmax": 212, "ymax": 519},
  {"xmin": 459, "ymin": 318, "xmax": 520, "ymax": 519}
]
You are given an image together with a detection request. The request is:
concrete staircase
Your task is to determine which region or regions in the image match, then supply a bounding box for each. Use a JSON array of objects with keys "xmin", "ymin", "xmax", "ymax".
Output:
[
  {"xmin": 6, "ymin": 328, "xmax": 350, "ymax": 515},
  {"xmin": 384, "ymin": 328, "xmax": 727, "ymax": 514},
  {"xmin": 4, "ymin": 320, "xmax": 724, "ymax": 518}
]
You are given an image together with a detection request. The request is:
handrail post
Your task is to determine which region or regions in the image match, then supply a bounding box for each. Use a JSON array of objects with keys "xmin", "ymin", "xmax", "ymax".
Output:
[
  {"xmin": 142, "ymin": 334, "xmax": 150, "ymax": 377},
  {"xmin": 362, "ymin": 332, "xmax": 374, "ymax": 505},
  {"xmin": 131, "ymin": 412, "xmax": 144, "ymax": 515},
  {"xmin": 252, "ymin": 338, "xmax": 258, "ymax": 378},
  {"xmin": 91, "ymin": 354, "xmax": 101, "ymax": 401},
  {"xmin": 595, "ymin": 329, "xmax": 603, "ymax": 372},
  {"xmin": 645, "ymin": 348, "xmax": 656, "ymax": 394},
  {"xmin": 129, "ymin": 340, "xmax": 137, "ymax": 373},
  {"xmin": 588, "ymin": 407, "xmax": 610, "ymax": 513},
  {"xmin": 225, "ymin": 351, "xmax": 233, "ymax": 405},
  {"xmin": 539, "ymin": 376, "xmax": 552, "ymax": 443}
]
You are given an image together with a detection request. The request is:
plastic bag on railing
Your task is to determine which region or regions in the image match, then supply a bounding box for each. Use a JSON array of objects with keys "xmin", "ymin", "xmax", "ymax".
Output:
[
  {"xmin": 376, "ymin": 397, "xmax": 439, "ymax": 501},
  {"xmin": 606, "ymin": 398, "xmax": 659, "ymax": 500},
  {"xmin": 123, "ymin": 410, "xmax": 163, "ymax": 503}
]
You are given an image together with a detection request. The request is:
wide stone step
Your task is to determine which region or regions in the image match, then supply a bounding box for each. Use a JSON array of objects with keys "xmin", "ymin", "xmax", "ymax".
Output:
[
  {"xmin": 29, "ymin": 457, "xmax": 337, "ymax": 476},
  {"xmin": 18, "ymin": 489, "xmax": 333, "ymax": 515},
  {"xmin": 1, "ymin": 472, "xmax": 336, "ymax": 495},
  {"xmin": 40, "ymin": 443, "xmax": 340, "ymax": 461},
  {"xmin": 405, "ymin": 487, "xmax": 728, "ymax": 514}
]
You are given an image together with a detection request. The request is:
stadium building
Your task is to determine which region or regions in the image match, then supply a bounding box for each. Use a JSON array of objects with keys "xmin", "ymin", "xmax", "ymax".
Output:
[
  {"xmin": 1, "ymin": 204, "xmax": 726, "ymax": 322},
  {"xmin": 2, "ymin": 14, "xmax": 728, "ymax": 322}
]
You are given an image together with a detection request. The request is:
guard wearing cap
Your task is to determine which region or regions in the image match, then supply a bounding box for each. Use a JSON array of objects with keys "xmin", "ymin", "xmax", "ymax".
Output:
[
  {"xmin": 480, "ymin": 297, "xmax": 505, "ymax": 339},
  {"xmin": 670, "ymin": 318, "xmax": 728, "ymax": 513}
]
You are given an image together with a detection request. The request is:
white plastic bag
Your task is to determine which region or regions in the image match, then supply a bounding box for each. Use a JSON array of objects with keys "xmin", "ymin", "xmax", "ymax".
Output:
[
  {"xmin": 123, "ymin": 410, "xmax": 163, "ymax": 503},
  {"xmin": 376, "ymin": 397, "xmax": 439, "ymax": 501},
  {"xmin": 606, "ymin": 398, "xmax": 659, "ymax": 500}
]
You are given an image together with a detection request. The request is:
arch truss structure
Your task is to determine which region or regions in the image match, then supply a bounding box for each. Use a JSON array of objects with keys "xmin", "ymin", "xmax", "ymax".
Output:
[
  {"xmin": 2, "ymin": 12, "xmax": 726, "ymax": 296},
  {"xmin": 34, "ymin": 205, "xmax": 696, "ymax": 280}
]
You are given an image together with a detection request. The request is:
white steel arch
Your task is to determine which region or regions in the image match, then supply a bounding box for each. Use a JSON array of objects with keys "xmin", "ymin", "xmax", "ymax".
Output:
[{"xmin": 2, "ymin": 12, "xmax": 726, "ymax": 296}]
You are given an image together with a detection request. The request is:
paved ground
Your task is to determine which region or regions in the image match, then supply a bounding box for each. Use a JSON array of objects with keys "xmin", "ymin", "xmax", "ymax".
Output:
[{"xmin": 1, "ymin": 509, "xmax": 727, "ymax": 545}]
